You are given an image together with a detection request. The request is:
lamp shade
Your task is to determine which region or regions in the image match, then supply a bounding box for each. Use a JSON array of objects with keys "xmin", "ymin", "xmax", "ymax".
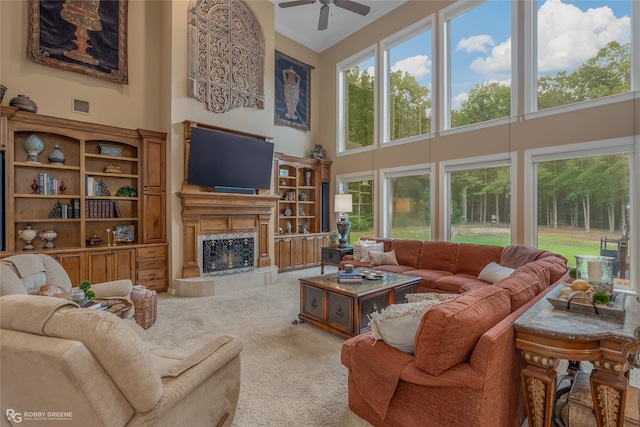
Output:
[
  {"xmin": 334, "ymin": 194, "xmax": 353, "ymax": 213},
  {"xmin": 396, "ymin": 198, "xmax": 411, "ymax": 213}
]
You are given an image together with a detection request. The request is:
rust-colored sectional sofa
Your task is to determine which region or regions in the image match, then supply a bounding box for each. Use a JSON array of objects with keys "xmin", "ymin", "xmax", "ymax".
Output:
[{"xmin": 340, "ymin": 239, "xmax": 569, "ymax": 427}]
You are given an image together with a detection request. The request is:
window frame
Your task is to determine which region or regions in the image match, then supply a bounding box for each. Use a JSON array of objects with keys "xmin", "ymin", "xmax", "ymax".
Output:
[
  {"xmin": 336, "ymin": 171, "xmax": 377, "ymax": 237},
  {"xmin": 439, "ymin": 0, "xmax": 517, "ymax": 134},
  {"xmin": 439, "ymin": 152, "xmax": 517, "ymax": 242},
  {"xmin": 380, "ymin": 16, "xmax": 436, "ymax": 147},
  {"xmin": 336, "ymin": 45, "xmax": 378, "ymax": 157},
  {"xmin": 379, "ymin": 163, "xmax": 434, "ymax": 238},
  {"xmin": 524, "ymin": 136, "xmax": 638, "ymax": 293},
  {"xmin": 524, "ymin": 0, "xmax": 639, "ymax": 119}
]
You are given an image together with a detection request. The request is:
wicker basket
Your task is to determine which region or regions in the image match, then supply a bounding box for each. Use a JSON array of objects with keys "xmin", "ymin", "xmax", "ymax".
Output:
[{"xmin": 131, "ymin": 287, "xmax": 157, "ymax": 329}]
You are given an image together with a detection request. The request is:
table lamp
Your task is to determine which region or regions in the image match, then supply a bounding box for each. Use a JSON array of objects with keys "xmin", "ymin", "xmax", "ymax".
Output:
[{"xmin": 334, "ymin": 194, "xmax": 353, "ymax": 248}]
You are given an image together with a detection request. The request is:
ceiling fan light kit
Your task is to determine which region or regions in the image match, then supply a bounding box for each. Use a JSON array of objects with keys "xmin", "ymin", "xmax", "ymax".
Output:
[{"xmin": 279, "ymin": 0, "xmax": 370, "ymax": 31}]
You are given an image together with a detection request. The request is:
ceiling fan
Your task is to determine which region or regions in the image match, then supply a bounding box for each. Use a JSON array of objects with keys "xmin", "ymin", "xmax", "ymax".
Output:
[{"xmin": 278, "ymin": 0, "xmax": 371, "ymax": 31}]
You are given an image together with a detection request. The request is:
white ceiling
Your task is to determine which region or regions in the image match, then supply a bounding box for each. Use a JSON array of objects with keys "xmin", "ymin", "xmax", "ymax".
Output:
[{"xmin": 271, "ymin": 0, "xmax": 407, "ymax": 53}]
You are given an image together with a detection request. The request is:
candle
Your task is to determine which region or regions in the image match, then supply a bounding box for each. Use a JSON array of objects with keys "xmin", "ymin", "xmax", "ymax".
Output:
[{"xmin": 587, "ymin": 259, "xmax": 603, "ymax": 283}]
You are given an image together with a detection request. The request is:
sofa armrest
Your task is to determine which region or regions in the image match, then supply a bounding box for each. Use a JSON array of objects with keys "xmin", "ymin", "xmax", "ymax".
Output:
[
  {"xmin": 137, "ymin": 336, "xmax": 243, "ymax": 423},
  {"xmin": 92, "ymin": 279, "xmax": 133, "ymax": 299},
  {"xmin": 399, "ymin": 361, "xmax": 484, "ymax": 389}
]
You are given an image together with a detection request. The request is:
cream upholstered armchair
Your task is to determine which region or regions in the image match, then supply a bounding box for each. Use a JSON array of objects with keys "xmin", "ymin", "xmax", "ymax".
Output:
[
  {"xmin": 0, "ymin": 294, "xmax": 243, "ymax": 427},
  {"xmin": 1, "ymin": 254, "xmax": 134, "ymax": 314}
]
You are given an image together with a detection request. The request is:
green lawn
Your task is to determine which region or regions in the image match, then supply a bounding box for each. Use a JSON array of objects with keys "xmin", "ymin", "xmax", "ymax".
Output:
[{"xmin": 349, "ymin": 224, "xmax": 611, "ymax": 267}]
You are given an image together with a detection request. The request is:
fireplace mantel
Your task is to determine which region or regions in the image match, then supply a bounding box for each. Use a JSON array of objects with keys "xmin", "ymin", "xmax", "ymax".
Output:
[{"xmin": 178, "ymin": 191, "xmax": 279, "ymax": 278}]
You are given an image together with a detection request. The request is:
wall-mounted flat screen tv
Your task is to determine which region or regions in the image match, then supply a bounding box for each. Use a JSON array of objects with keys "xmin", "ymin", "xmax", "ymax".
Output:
[{"xmin": 187, "ymin": 127, "xmax": 274, "ymax": 191}]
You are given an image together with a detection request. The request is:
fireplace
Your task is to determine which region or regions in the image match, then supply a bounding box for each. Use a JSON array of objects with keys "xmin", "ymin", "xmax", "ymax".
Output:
[
  {"xmin": 171, "ymin": 191, "xmax": 279, "ymax": 297},
  {"xmin": 199, "ymin": 232, "xmax": 255, "ymax": 276}
]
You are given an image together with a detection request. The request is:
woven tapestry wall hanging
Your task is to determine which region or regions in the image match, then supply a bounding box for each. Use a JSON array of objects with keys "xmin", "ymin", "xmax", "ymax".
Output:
[
  {"xmin": 27, "ymin": 0, "xmax": 129, "ymax": 84},
  {"xmin": 274, "ymin": 50, "xmax": 311, "ymax": 131},
  {"xmin": 187, "ymin": 0, "xmax": 265, "ymax": 113}
]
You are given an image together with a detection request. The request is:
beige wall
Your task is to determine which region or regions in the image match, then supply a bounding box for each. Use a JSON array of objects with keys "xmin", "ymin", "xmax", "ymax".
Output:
[{"xmin": 318, "ymin": 0, "xmax": 639, "ymax": 244}]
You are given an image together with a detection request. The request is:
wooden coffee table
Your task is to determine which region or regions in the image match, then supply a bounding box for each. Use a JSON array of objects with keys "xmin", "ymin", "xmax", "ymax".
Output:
[{"xmin": 297, "ymin": 269, "xmax": 419, "ymax": 338}]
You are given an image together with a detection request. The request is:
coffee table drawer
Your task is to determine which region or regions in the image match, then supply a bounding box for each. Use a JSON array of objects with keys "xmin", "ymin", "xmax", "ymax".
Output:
[
  {"xmin": 359, "ymin": 292, "xmax": 389, "ymax": 334},
  {"xmin": 394, "ymin": 282, "xmax": 418, "ymax": 304},
  {"xmin": 302, "ymin": 285, "xmax": 323, "ymax": 319},
  {"xmin": 327, "ymin": 293, "xmax": 353, "ymax": 333}
]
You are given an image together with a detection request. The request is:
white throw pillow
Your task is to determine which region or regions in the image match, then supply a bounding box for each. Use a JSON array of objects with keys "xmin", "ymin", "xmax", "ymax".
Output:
[
  {"xmin": 478, "ymin": 262, "xmax": 515, "ymax": 284},
  {"xmin": 353, "ymin": 240, "xmax": 378, "ymax": 262},
  {"xmin": 368, "ymin": 294, "xmax": 456, "ymax": 354},
  {"xmin": 360, "ymin": 242, "xmax": 384, "ymax": 263}
]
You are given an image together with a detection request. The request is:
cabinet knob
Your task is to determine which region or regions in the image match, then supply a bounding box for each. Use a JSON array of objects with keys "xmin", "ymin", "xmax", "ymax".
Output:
[
  {"xmin": 335, "ymin": 306, "xmax": 344, "ymax": 318},
  {"xmin": 310, "ymin": 297, "xmax": 318, "ymax": 309}
]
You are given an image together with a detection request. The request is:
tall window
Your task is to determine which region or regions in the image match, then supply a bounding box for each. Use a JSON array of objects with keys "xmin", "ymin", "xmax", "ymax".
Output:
[
  {"xmin": 442, "ymin": 155, "xmax": 513, "ymax": 246},
  {"xmin": 382, "ymin": 18, "xmax": 433, "ymax": 143},
  {"xmin": 338, "ymin": 47, "xmax": 376, "ymax": 153},
  {"xmin": 337, "ymin": 174, "xmax": 375, "ymax": 242},
  {"xmin": 527, "ymin": 140, "xmax": 634, "ymax": 291},
  {"xmin": 382, "ymin": 166, "xmax": 432, "ymax": 240},
  {"xmin": 532, "ymin": 0, "xmax": 632, "ymax": 112},
  {"xmin": 441, "ymin": 0, "xmax": 512, "ymax": 130}
]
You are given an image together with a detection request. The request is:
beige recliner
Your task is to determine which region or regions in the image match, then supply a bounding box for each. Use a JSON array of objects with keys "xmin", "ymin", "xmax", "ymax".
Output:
[
  {"xmin": 0, "ymin": 294, "xmax": 243, "ymax": 427},
  {"xmin": 1, "ymin": 253, "xmax": 134, "ymax": 315}
]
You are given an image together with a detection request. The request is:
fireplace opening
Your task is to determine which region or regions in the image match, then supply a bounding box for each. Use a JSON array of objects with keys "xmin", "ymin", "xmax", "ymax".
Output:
[{"xmin": 200, "ymin": 232, "xmax": 255, "ymax": 276}]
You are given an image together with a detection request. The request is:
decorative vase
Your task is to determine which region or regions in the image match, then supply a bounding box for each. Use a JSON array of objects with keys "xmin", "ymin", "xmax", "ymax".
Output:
[
  {"xmin": 39, "ymin": 229, "xmax": 58, "ymax": 249},
  {"xmin": 305, "ymin": 169, "xmax": 312, "ymax": 186},
  {"xmin": 18, "ymin": 225, "xmax": 38, "ymax": 250},
  {"xmin": 48, "ymin": 144, "xmax": 66, "ymax": 164},
  {"xmin": 23, "ymin": 134, "xmax": 44, "ymax": 163},
  {"xmin": 574, "ymin": 255, "xmax": 615, "ymax": 295},
  {"xmin": 9, "ymin": 94, "xmax": 37, "ymax": 113},
  {"xmin": 283, "ymin": 67, "xmax": 300, "ymax": 120},
  {"xmin": 0, "ymin": 85, "xmax": 6, "ymax": 104}
]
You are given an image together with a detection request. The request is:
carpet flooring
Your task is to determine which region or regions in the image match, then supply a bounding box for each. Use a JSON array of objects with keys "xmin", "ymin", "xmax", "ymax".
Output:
[
  {"xmin": 144, "ymin": 266, "xmax": 639, "ymax": 427},
  {"xmin": 145, "ymin": 265, "xmax": 373, "ymax": 427}
]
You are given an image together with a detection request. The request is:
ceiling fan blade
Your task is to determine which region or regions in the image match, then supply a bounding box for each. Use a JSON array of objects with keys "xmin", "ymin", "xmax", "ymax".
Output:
[
  {"xmin": 279, "ymin": 0, "xmax": 316, "ymax": 8},
  {"xmin": 333, "ymin": 0, "xmax": 370, "ymax": 16},
  {"xmin": 318, "ymin": 4, "xmax": 329, "ymax": 30}
]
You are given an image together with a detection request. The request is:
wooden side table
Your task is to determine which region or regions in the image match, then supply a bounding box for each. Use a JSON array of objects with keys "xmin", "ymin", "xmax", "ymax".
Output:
[
  {"xmin": 514, "ymin": 285, "xmax": 640, "ymax": 427},
  {"xmin": 320, "ymin": 246, "xmax": 353, "ymax": 274}
]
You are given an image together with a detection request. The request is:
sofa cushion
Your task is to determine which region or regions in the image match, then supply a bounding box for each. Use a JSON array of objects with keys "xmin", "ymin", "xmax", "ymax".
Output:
[
  {"xmin": 413, "ymin": 286, "xmax": 511, "ymax": 376},
  {"xmin": 493, "ymin": 270, "xmax": 540, "ymax": 311},
  {"xmin": 454, "ymin": 244, "xmax": 503, "ymax": 276},
  {"xmin": 434, "ymin": 274, "xmax": 490, "ymax": 293},
  {"xmin": 534, "ymin": 256, "xmax": 568, "ymax": 283},
  {"xmin": 418, "ymin": 241, "xmax": 458, "ymax": 271},
  {"xmin": 369, "ymin": 250, "xmax": 399, "ymax": 266},
  {"xmin": 404, "ymin": 269, "xmax": 453, "ymax": 290},
  {"xmin": 389, "ymin": 239, "xmax": 423, "ymax": 269},
  {"xmin": 478, "ymin": 262, "xmax": 515, "ymax": 284},
  {"xmin": 514, "ymin": 262, "xmax": 551, "ymax": 295},
  {"xmin": 500, "ymin": 244, "xmax": 546, "ymax": 269},
  {"xmin": 369, "ymin": 294, "xmax": 458, "ymax": 354}
]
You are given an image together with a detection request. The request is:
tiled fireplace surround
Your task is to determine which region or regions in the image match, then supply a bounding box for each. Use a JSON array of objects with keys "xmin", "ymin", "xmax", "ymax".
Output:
[{"xmin": 170, "ymin": 191, "xmax": 279, "ymax": 297}]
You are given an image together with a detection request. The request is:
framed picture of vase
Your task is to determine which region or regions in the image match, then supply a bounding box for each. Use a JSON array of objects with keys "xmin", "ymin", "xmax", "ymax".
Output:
[
  {"xmin": 26, "ymin": 0, "xmax": 129, "ymax": 84},
  {"xmin": 274, "ymin": 50, "xmax": 312, "ymax": 131}
]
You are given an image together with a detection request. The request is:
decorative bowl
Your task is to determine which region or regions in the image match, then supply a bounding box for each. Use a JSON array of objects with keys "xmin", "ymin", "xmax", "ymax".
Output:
[{"xmin": 98, "ymin": 144, "xmax": 123, "ymax": 156}]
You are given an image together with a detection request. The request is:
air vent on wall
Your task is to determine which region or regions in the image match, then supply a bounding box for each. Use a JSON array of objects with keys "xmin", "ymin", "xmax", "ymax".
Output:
[{"xmin": 72, "ymin": 99, "xmax": 90, "ymax": 114}]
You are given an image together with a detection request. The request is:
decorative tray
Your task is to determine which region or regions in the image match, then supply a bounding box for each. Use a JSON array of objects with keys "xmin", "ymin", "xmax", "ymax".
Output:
[{"xmin": 546, "ymin": 285, "xmax": 626, "ymax": 321}]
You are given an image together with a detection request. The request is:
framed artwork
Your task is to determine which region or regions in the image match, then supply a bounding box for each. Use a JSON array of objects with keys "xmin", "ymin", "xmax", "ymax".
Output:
[
  {"xmin": 114, "ymin": 225, "xmax": 134, "ymax": 244},
  {"xmin": 27, "ymin": 0, "xmax": 129, "ymax": 84},
  {"xmin": 275, "ymin": 50, "xmax": 312, "ymax": 131}
]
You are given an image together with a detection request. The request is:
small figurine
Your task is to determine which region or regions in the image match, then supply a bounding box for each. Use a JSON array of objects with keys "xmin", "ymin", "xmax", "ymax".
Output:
[
  {"xmin": 284, "ymin": 207, "xmax": 292, "ymax": 216},
  {"xmin": 286, "ymin": 221, "xmax": 292, "ymax": 234},
  {"xmin": 310, "ymin": 143, "xmax": 326, "ymax": 160},
  {"xmin": 59, "ymin": 181, "xmax": 67, "ymax": 195},
  {"xmin": 31, "ymin": 179, "xmax": 39, "ymax": 194}
]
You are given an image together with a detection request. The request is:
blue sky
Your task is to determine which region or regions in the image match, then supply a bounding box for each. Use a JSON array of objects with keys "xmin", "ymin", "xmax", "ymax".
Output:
[{"xmin": 380, "ymin": 0, "xmax": 632, "ymax": 109}]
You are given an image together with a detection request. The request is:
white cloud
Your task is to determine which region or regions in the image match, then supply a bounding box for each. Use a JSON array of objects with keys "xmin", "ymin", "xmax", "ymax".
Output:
[
  {"xmin": 456, "ymin": 35, "xmax": 494, "ymax": 54},
  {"xmin": 537, "ymin": 0, "xmax": 630, "ymax": 73},
  {"xmin": 391, "ymin": 55, "xmax": 432, "ymax": 80},
  {"xmin": 366, "ymin": 66, "xmax": 375, "ymax": 76},
  {"xmin": 452, "ymin": 92, "xmax": 468, "ymax": 110},
  {"xmin": 470, "ymin": 38, "xmax": 511, "ymax": 79}
]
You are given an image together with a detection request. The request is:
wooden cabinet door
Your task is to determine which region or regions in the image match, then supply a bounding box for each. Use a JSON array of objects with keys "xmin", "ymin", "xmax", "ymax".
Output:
[
  {"xmin": 86, "ymin": 249, "xmax": 134, "ymax": 283},
  {"xmin": 142, "ymin": 192, "xmax": 166, "ymax": 243},
  {"xmin": 292, "ymin": 237, "xmax": 305, "ymax": 269},
  {"xmin": 53, "ymin": 252, "xmax": 85, "ymax": 286},
  {"xmin": 87, "ymin": 251, "xmax": 110, "ymax": 284},
  {"xmin": 303, "ymin": 236, "xmax": 317, "ymax": 266},
  {"xmin": 277, "ymin": 238, "xmax": 293, "ymax": 271},
  {"xmin": 111, "ymin": 248, "xmax": 135, "ymax": 281}
]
